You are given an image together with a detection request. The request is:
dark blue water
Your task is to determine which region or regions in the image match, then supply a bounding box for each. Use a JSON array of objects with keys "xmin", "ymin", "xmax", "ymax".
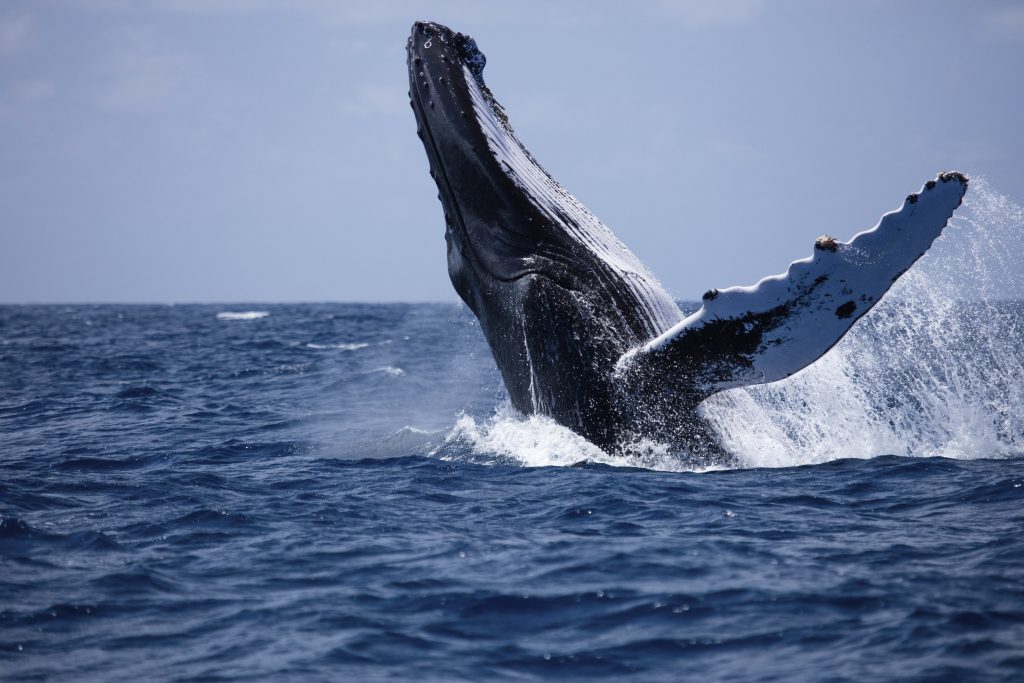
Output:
[{"xmin": 2, "ymin": 304, "xmax": 1024, "ymax": 681}]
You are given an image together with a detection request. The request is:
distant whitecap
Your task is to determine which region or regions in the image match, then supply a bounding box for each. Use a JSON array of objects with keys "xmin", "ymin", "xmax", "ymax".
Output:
[
  {"xmin": 216, "ymin": 311, "xmax": 269, "ymax": 321},
  {"xmin": 305, "ymin": 342, "xmax": 369, "ymax": 351}
]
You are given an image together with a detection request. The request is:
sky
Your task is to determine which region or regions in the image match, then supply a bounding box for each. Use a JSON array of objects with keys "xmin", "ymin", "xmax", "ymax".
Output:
[{"xmin": 1, "ymin": 0, "xmax": 1022, "ymax": 303}]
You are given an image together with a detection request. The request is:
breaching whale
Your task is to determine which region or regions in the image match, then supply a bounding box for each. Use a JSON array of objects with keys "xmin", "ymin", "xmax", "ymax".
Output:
[{"xmin": 407, "ymin": 21, "xmax": 968, "ymax": 458}]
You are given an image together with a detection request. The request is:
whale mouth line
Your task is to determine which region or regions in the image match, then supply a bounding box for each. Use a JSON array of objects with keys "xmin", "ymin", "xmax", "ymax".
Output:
[
  {"xmin": 406, "ymin": 57, "xmax": 484, "ymax": 280},
  {"xmin": 411, "ymin": 106, "xmax": 538, "ymax": 286}
]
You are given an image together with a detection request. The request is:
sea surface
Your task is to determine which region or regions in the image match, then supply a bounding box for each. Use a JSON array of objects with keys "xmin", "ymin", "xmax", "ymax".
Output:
[{"xmin": 4, "ymin": 184, "xmax": 1024, "ymax": 681}]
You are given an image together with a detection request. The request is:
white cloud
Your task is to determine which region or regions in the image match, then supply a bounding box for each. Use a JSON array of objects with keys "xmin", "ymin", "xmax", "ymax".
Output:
[
  {"xmin": 149, "ymin": 0, "xmax": 304, "ymax": 13},
  {"xmin": 981, "ymin": 6, "xmax": 1024, "ymax": 40},
  {"xmin": 14, "ymin": 79, "xmax": 55, "ymax": 103},
  {"xmin": 63, "ymin": 0, "xmax": 512, "ymax": 26},
  {"xmin": 0, "ymin": 13, "xmax": 33, "ymax": 55},
  {"xmin": 95, "ymin": 28, "xmax": 189, "ymax": 113},
  {"xmin": 341, "ymin": 82, "xmax": 408, "ymax": 117},
  {"xmin": 656, "ymin": 0, "xmax": 766, "ymax": 26}
]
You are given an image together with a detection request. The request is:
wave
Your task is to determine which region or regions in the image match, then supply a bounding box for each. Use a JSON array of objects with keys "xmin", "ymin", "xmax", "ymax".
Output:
[{"xmin": 216, "ymin": 311, "xmax": 269, "ymax": 321}]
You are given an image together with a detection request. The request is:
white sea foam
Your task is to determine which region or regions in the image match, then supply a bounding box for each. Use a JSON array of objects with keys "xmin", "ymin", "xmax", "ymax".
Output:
[
  {"xmin": 216, "ymin": 311, "xmax": 269, "ymax": 321},
  {"xmin": 305, "ymin": 342, "xmax": 369, "ymax": 351},
  {"xmin": 373, "ymin": 366, "xmax": 406, "ymax": 377},
  {"xmin": 436, "ymin": 403, "xmax": 718, "ymax": 472}
]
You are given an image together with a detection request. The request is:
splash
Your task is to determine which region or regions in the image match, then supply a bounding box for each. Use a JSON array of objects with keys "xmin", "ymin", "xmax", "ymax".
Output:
[
  {"xmin": 701, "ymin": 179, "xmax": 1024, "ymax": 468},
  {"xmin": 434, "ymin": 403, "xmax": 605, "ymax": 467},
  {"xmin": 440, "ymin": 180, "xmax": 1024, "ymax": 471},
  {"xmin": 433, "ymin": 403, "xmax": 717, "ymax": 472}
]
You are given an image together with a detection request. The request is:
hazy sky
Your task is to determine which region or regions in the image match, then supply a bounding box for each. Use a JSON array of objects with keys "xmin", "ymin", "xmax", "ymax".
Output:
[{"xmin": 2, "ymin": 0, "xmax": 1022, "ymax": 303}]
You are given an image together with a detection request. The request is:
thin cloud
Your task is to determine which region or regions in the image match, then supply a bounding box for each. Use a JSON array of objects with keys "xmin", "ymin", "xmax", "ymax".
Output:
[
  {"xmin": 981, "ymin": 5, "xmax": 1024, "ymax": 40},
  {"xmin": 14, "ymin": 79, "xmax": 55, "ymax": 103},
  {"xmin": 62, "ymin": 0, "xmax": 535, "ymax": 27},
  {"xmin": 341, "ymin": 82, "xmax": 408, "ymax": 118},
  {"xmin": 95, "ymin": 28, "xmax": 190, "ymax": 113},
  {"xmin": 656, "ymin": 0, "xmax": 766, "ymax": 26},
  {"xmin": 0, "ymin": 13, "xmax": 33, "ymax": 55}
]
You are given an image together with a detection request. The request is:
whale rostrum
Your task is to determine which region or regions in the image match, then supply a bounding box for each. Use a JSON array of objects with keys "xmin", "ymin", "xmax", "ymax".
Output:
[{"xmin": 406, "ymin": 21, "xmax": 967, "ymax": 459}]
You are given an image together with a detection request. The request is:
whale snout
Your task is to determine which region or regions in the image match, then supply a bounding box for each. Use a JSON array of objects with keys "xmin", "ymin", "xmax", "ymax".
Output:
[
  {"xmin": 408, "ymin": 21, "xmax": 486, "ymax": 81},
  {"xmin": 407, "ymin": 22, "xmax": 459, "ymax": 116},
  {"xmin": 411, "ymin": 20, "xmax": 452, "ymax": 37},
  {"xmin": 408, "ymin": 21, "xmax": 454, "ymax": 62}
]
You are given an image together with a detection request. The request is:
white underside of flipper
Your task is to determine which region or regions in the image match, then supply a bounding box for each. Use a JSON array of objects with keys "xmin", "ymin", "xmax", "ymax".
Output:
[{"xmin": 620, "ymin": 173, "xmax": 968, "ymax": 394}]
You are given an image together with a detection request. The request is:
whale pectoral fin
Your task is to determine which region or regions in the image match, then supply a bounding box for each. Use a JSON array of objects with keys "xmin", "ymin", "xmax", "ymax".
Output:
[{"xmin": 618, "ymin": 173, "xmax": 968, "ymax": 398}]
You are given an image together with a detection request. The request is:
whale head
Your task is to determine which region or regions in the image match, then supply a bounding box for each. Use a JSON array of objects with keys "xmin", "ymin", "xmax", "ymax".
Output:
[
  {"xmin": 406, "ymin": 21, "xmax": 679, "ymax": 335},
  {"xmin": 407, "ymin": 21, "xmax": 555, "ymax": 312}
]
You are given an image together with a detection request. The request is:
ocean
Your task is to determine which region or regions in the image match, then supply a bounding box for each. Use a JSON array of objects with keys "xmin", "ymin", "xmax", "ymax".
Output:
[{"xmin": 3, "ymin": 183, "xmax": 1024, "ymax": 681}]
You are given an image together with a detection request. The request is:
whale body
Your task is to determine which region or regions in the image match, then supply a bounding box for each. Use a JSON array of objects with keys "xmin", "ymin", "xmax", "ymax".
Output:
[{"xmin": 406, "ymin": 21, "xmax": 967, "ymax": 459}]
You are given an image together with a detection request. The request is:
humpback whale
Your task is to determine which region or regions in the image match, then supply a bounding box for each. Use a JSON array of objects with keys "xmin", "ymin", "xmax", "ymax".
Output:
[{"xmin": 407, "ymin": 21, "xmax": 967, "ymax": 458}]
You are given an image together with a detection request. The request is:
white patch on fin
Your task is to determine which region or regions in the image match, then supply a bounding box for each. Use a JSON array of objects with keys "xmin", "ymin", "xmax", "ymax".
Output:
[{"xmin": 621, "ymin": 173, "xmax": 968, "ymax": 393}]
